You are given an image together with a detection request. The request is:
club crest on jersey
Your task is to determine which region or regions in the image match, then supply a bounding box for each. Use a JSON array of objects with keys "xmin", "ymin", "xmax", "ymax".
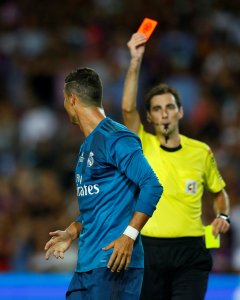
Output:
[
  {"xmin": 186, "ymin": 180, "xmax": 197, "ymax": 194},
  {"xmin": 79, "ymin": 152, "xmax": 84, "ymax": 163},
  {"xmin": 87, "ymin": 151, "xmax": 94, "ymax": 167}
]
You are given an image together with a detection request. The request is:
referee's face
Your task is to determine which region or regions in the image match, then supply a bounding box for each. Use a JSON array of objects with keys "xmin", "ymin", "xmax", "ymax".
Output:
[{"xmin": 148, "ymin": 93, "xmax": 183, "ymax": 136}]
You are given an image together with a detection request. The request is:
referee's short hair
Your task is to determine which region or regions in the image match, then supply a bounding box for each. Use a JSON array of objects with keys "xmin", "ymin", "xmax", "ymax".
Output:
[{"xmin": 145, "ymin": 83, "xmax": 181, "ymax": 111}]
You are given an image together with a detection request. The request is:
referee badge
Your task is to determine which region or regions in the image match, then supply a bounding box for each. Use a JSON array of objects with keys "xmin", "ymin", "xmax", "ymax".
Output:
[{"xmin": 186, "ymin": 180, "xmax": 197, "ymax": 194}]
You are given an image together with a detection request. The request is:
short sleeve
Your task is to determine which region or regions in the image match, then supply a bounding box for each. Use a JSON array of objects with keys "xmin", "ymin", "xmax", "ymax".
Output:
[{"xmin": 204, "ymin": 147, "xmax": 226, "ymax": 193}]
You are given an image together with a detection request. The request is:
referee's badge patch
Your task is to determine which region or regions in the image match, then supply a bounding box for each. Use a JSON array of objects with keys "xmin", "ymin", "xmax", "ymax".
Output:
[{"xmin": 186, "ymin": 180, "xmax": 197, "ymax": 194}]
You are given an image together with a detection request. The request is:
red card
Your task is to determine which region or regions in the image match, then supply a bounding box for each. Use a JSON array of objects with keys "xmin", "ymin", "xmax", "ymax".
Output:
[{"xmin": 137, "ymin": 18, "xmax": 158, "ymax": 40}]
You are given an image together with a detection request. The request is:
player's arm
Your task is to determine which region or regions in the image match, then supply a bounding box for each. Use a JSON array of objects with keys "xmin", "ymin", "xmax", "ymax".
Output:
[
  {"xmin": 66, "ymin": 220, "xmax": 82, "ymax": 240},
  {"xmin": 122, "ymin": 33, "xmax": 147, "ymax": 133},
  {"xmin": 103, "ymin": 134, "xmax": 163, "ymax": 272},
  {"xmin": 103, "ymin": 211, "xmax": 150, "ymax": 273},
  {"xmin": 211, "ymin": 189, "xmax": 230, "ymax": 237},
  {"xmin": 44, "ymin": 221, "xmax": 82, "ymax": 260}
]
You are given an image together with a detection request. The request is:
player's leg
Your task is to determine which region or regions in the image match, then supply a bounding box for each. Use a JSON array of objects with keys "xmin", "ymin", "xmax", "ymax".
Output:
[
  {"xmin": 66, "ymin": 268, "xmax": 143, "ymax": 300},
  {"xmin": 66, "ymin": 272, "xmax": 88, "ymax": 300},
  {"xmin": 119, "ymin": 268, "xmax": 144, "ymax": 300},
  {"xmin": 88, "ymin": 267, "xmax": 143, "ymax": 300}
]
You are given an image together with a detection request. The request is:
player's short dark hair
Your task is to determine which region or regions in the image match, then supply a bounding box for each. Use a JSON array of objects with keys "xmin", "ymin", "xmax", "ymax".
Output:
[
  {"xmin": 64, "ymin": 68, "xmax": 103, "ymax": 107},
  {"xmin": 145, "ymin": 83, "xmax": 181, "ymax": 111}
]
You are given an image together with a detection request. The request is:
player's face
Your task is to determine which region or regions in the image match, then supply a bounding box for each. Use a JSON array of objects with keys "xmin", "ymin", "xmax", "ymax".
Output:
[
  {"xmin": 63, "ymin": 91, "xmax": 79, "ymax": 125},
  {"xmin": 147, "ymin": 93, "xmax": 183, "ymax": 136}
]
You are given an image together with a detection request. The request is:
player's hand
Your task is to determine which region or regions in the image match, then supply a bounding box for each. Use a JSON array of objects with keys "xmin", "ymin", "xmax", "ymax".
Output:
[
  {"xmin": 127, "ymin": 33, "xmax": 147, "ymax": 60},
  {"xmin": 211, "ymin": 218, "xmax": 230, "ymax": 237},
  {"xmin": 44, "ymin": 230, "xmax": 73, "ymax": 260},
  {"xmin": 102, "ymin": 235, "xmax": 134, "ymax": 272}
]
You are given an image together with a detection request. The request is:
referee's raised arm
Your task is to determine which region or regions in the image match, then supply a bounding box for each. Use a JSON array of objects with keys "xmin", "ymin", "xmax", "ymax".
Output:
[{"xmin": 122, "ymin": 33, "xmax": 147, "ymax": 134}]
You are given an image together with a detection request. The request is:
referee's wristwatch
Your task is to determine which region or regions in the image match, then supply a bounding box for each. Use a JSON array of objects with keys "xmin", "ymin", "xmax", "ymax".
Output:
[{"xmin": 216, "ymin": 213, "xmax": 231, "ymax": 224}]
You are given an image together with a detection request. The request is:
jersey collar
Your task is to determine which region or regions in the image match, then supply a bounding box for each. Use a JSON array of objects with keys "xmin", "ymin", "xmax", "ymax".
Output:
[{"xmin": 160, "ymin": 144, "xmax": 182, "ymax": 152}]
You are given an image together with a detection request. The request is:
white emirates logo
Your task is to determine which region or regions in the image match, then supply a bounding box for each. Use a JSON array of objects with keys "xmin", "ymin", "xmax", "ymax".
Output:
[{"xmin": 76, "ymin": 174, "xmax": 100, "ymax": 197}]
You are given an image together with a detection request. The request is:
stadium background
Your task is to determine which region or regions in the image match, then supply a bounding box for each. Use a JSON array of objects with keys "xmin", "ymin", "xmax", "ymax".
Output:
[{"xmin": 0, "ymin": 0, "xmax": 239, "ymax": 299}]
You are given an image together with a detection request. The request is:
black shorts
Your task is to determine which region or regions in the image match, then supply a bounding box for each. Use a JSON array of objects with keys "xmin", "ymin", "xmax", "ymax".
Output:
[{"xmin": 140, "ymin": 236, "xmax": 212, "ymax": 300}]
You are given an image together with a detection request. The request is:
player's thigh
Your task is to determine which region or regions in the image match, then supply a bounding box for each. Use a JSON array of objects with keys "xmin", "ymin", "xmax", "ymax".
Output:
[
  {"xmin": 89, "ymin": 268, "xmax": 143, "ymax": 300},
  {"xmin": 66, "ymin": 269, "xmax": 116, "ymax": 300},
  {"xmin": 66, "ymin": 272, "xmax": 88, "ymax": 300},
  {"xmin": 67, "ymin": 268, "xmax": 143, "ymax": 300},
  {"xmin": 90, "ymin": 268, "xmax": 143, "ymax": 300},
  {"xmin": 120, "ymin": 268, "xmax": 144, "ymax": 300}
]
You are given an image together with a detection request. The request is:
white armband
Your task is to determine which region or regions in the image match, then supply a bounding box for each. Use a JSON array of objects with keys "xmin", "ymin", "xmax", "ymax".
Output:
[{"xmin": 123, "ymin": 225, "xmax": 139, "ymax": 241}]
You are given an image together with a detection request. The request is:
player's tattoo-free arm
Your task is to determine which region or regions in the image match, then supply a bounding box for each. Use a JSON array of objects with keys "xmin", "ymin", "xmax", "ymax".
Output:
[
  {"xmin": 102, "ymin": 212, "xmax": 149, "ymax": 273},
  {"xmin": 44, "ymin": 221, "xmax": 82, "ymax": 260},
  {"xmin": 103, "ymin": 137, "xmax": 163, "ymax": 272}
]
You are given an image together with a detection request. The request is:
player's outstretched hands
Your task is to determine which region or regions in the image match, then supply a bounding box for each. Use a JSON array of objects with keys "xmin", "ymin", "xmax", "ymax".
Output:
[
  {"xmin": 44, "ymin": 230, "xmax": 73, "ymax": 260},
  {"xmin": 102, "ymin": 235, "xmax": 134, "ymax": 273},
  {"xmin": 127, "ymin": 33, "xmax": 147, "ymax": 60}
]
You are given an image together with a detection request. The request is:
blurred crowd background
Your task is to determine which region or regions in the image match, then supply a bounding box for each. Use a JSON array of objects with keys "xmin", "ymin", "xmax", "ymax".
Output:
[{"xmin": 0, "ymin": 0, "xmax": 239, "ymax": 274}]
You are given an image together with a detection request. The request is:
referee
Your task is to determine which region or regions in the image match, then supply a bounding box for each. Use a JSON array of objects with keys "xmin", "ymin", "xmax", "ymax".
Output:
[{"xmin": 122, "ymin": 33, "xmax": 230, "ymax": 300}]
